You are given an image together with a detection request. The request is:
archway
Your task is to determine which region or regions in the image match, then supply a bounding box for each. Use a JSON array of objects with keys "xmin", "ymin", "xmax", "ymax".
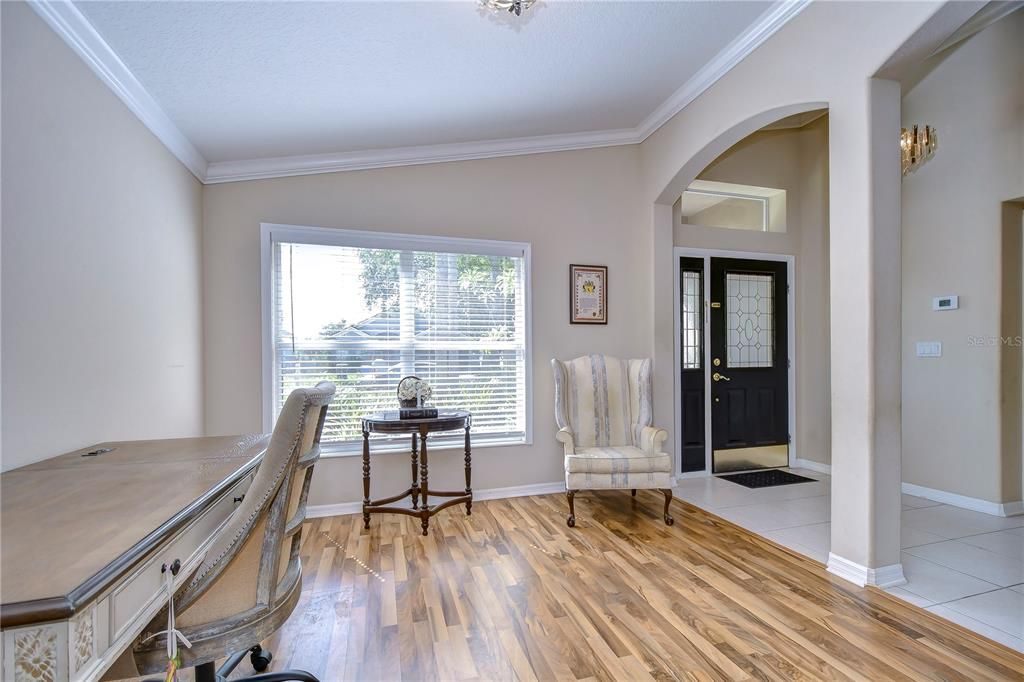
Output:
[
  {"xmin": 648, "ymin": 86, "xmax": 907, "ymax": 589},
  {"xmin": 655, "ymin": 101, "xmax": 829, "ymax": 207}
]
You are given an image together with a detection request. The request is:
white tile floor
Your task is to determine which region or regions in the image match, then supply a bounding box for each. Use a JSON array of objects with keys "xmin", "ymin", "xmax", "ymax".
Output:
[{"xmin": 674, "ymin": 469, "xmax": 1024, "ymax": 652}]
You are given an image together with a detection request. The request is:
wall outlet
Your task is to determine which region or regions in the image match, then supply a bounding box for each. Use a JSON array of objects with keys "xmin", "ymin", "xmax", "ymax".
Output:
[{"xmin": 916, "ymin": 341, "xmax": 942, "ymax": 358}]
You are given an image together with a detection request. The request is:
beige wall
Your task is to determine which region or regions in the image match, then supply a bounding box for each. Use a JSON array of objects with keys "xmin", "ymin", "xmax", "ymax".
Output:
[
  {"xmin": 671, "ymin": 117, "xmax": 831, "ymax": 466},
  {"xmin": 686, "ymin": 198, "xmax": 765, "ymax": 232},
  {"xmin": 201, "ymin": 146, "xmax": 650, "ymax": 506},
  {"xmin": 901, "ymin": 11, "xmax": 1024, "ymax": 504},
  {"xmin": 0, "ymin": 3, "xmax": 205, "ymax": 471}
]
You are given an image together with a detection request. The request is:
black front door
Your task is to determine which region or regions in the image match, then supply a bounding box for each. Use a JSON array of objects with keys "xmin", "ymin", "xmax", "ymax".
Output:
[{"xmin": 709, "ymin": 258, "xmax": 789, "ymax": 473}]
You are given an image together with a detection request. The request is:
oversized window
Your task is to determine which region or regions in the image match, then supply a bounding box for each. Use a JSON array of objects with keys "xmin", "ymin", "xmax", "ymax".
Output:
[{"xmin": 262, "ymin": 225, "xmax": 531, "ymax": 452}]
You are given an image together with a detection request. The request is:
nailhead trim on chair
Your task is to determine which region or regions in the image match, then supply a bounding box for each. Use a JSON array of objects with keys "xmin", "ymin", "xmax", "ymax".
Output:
[{"xmin": 182, "ymin": 386, "xmax": 333, "ymax": 594}]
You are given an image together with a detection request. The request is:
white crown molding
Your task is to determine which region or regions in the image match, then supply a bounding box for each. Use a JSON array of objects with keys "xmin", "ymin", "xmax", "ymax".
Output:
[
  {"xmin": 33, "ymin": 0, "xmax": 811, "ymax": 184},
  {"xmin": 203, "ymin": 128, "xmax": 640, "ymax": 184},
  {"xmin": 634, "ymin": 0, "xmax": 813, "ymax": 141},
  {"xmin": 932, "ymin": 0, "xmax": 1024, "ymax": 56},
  {"xmin": 827, "ymin": 553, "xmax": 907, "ymax": 589},
  {"xmin": 902, "ymin": 482, "xmax": 1024, "ymax": 517},
  {"xmin": 28, "ymin": 0, "xmax": 208, "ymax": 181}
]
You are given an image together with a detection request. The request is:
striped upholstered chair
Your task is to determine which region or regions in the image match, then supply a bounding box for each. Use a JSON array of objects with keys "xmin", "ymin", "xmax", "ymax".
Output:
[{"xmin": 551, "ymin": 355, "xmax": 674, "ymax": 527}]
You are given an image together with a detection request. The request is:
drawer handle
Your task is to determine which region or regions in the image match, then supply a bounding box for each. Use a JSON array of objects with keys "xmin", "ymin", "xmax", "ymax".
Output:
[{"xmin": 162, "ymin": 559, "xmax": 181, "ymax": 576}]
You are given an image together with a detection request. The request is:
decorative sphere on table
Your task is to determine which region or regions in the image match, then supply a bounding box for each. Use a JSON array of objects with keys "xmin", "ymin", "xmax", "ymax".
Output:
[{"xmin": 397, "ymin": 376, "xmax": 432, "ymax": 408}]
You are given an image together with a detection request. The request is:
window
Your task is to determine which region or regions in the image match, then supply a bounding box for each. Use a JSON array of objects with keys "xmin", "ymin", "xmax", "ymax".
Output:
[
  {"xmin": 679, "ymin": 180, "xmax": 787, "ymax": 233},
  {"xmin": 680, "ymin": 269, "xmax": 702, "ymax": 370},
  {"xmin": 262, "ymin": 224, "xmax": 531, "ymax": 452},
  {"xmin": 726, "ymin": 272, "xmax": 774, "ymax": 368}
]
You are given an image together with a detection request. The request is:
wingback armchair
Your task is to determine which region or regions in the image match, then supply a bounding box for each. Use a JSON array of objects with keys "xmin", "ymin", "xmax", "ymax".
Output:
[{"xmin": 551, "ymin": 354, "xmax": 674, "ymax": 527}]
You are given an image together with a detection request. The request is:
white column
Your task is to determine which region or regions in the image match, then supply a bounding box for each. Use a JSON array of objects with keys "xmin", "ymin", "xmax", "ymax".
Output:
[
  {"xmin": 827, "ymin": 78, "xmax": 905, "ymax": 587},
  {"xmin": 651, "ymin": 203, "xmax": 676, "ymax": 464}
]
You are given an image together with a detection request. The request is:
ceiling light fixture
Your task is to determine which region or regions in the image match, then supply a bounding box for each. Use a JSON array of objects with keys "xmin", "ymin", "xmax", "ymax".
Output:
[
  {"xmin": 479, "ymin": 0, "xmax": 538, "ymax": 18},
  {"xmin": 901, "ymin": 125, "xmax": 937, "ymax": 176}
]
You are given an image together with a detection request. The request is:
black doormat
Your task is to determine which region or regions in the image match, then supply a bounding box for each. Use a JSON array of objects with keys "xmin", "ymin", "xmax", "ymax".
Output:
[{"xmin": 718, "ymin": 469, "xmax": 816, "ymax": 489}]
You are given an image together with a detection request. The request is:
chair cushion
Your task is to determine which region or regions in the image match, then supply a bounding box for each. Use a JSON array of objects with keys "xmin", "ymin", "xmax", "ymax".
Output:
[
  {"xmin": 566, "ymin": 470, "xmax": 672, "ymax": 490},
  {"xmin": 565, "ymin": 446, "xmax": 671, "ymax": 475}
]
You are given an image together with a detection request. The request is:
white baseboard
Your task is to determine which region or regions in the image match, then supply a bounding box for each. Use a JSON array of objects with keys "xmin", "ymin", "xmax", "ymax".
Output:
[
  {"xmin": 471, "ymin": 481, "xmax": 566, "ymax": 502},
  {"xmin": 307, "ymin": 480, "xmax": 566, "ymax": 519},
  {"xmin": 306, "ymin": 501, "xmax": 363, "ymax": 518},
  {"xmin": 827, "ymin": 552, "xmax": 906, "ymax": 588},
  {"xmin": 792, "ymin": 458, "xmax": 831, "ymax": 475},
  {"xmin": 901, "ymin": 482, "xmax": 1024, "ymax": 517},
  {"xmin": 1003, "ymin": 500, "xmax": 1024, "ymax": 516}
]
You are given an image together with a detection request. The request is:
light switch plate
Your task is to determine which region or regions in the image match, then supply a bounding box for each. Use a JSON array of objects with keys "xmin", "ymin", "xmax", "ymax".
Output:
[
  {"xmin": 933, "ymin": 295, "xmax": 959, "ymax": 311},
  {"xmin": 916, "ymin": 341, "xmax": 942, "ymax": 357}
]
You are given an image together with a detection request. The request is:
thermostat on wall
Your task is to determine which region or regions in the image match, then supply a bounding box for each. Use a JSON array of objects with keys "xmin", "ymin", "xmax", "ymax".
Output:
[{"xmin": 932, "ymin": 295, "xmax": 959, "ymax": 311}]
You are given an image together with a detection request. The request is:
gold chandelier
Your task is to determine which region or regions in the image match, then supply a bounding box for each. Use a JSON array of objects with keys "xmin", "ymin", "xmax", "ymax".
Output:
[{"xmin": 901, "ymin": 125, "xmax": 937, "ymax": 176}]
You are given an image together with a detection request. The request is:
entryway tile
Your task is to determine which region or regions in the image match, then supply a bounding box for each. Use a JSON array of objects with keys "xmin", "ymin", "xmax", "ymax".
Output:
[
  {"xmin": 926, "ymin": 605, "xmax": 1024, "ymax": 653},
  {"xmin": 883, "ymin": 586, "xmax": 935, "ymax": 608},
  {"xmin": 764, "ymin": 522, "xmax": 830, "ymax": 551},
  {"xmin": 901, "ymin": 494, "xmax": 942, "ymax": 509},
  {"xmin": 904, "ymin": 540, "xmax": 1024, "ymax": 587},
  {"xmin": 943, "ymin": 588, "xmax": 1024, "ymax": 640},
  {"xmin": 898, "ymin": 553, "xmax": 999, "ymax": 604},
  {"xmin": 674, "ymin": 474, "xmax": 828, "ymax": 510},
  {"xmin": 901, "ymin": 505, "xmax": 1024, "ymax": 540},
  {"xmin": 711, "ymin": 496, "xmax": 830, "ymax": 532},
  {"xmin": 958, "ymin": 529, "xmax": 1024, "ymax": 561},
  {"xmin": 901, "ymin": 524, "xmax": 946, "ymax": 549},
  {"xmin": 762, "ymin": 522, "xmax": 830, "ymax": 563}
]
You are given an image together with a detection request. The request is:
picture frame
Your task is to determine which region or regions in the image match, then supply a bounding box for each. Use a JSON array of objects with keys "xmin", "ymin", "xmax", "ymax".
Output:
[{"xmin": 570, "ymin": 264, "xmax": 608, "ymax": 324}]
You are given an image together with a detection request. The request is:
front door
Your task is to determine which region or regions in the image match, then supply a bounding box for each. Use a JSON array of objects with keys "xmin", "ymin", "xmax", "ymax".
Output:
[{"xmin": 709, "ymin": 257, "xmax": 789, "ymax": 472}]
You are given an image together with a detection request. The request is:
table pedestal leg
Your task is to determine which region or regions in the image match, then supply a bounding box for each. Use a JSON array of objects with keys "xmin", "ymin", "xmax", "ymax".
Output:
[
  {"xmin": 464, "ymin": 424, "xmax": 472, "ymax": 516},
  {"xmin": 411, "ymin": 433, "xmax": 419, "ymax": 509},
  {"xmin": 362, "ymin": 429, "xmax": 371, "ymax": 530},
  {"xmin": 419, "ymin": 427, "xmax": 430, "ymax": 535}
]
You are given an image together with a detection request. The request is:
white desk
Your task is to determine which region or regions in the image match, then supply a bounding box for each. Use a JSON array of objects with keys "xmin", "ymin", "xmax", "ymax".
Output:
[{"xmin": 1, "ymin": 435, "xmax": 267, "ymax": 682}]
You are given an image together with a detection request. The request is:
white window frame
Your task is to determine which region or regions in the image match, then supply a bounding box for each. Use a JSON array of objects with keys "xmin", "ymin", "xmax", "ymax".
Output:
[
  {"xmin": 681, "ymin": 189, "xmax": 770, "ymax": 231},
  {"xmin": 260, "ymin": 222, "xmax": 533, "ymax": 457}
]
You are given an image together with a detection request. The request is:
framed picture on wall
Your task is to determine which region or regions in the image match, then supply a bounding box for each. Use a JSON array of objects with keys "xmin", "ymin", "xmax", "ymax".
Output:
[{"xmin": 570, "ymin": 264, "xmax": 608, "ymax": 324}]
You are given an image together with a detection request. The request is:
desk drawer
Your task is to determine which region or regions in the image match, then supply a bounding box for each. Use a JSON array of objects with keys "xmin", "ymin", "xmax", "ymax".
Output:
[{"xmin": 106, "ymin": 472, "xmax": 253, "ymax": 644}]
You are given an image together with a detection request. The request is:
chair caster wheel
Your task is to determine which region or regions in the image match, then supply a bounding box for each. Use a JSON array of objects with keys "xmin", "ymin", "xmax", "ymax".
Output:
[
  {"xmin": 567, "ymin": 515, "xmax": 576, "ymax": 528},
  {"xmin": 250, "ymin": 646, "xmax": 273, "ymax": 672},
  {"xmin": 665, "ymin": 516, "xmax": 675, "ymax": 526}
]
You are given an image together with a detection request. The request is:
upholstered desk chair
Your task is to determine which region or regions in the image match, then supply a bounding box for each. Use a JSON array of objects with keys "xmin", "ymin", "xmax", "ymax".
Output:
[
  {"xmin": 105, "ymin": 382, "xmax": 335, "ymax": 682},
  {"xmin": 551, "ymin": 355, "xmax": 674, "ymax": 527}
]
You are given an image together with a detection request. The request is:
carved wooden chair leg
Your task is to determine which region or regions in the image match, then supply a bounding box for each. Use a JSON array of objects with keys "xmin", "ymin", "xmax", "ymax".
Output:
[
  {"xmin": 631, "ymin": 489, "xmax": 636, "ymax": 497},
  {"xmin": 661, "ymin": 488, "xmax": 675, "ymax": 525},
  {"xmin": 566, "ymin": 490, "xmax": 577, "ymax": 527}
]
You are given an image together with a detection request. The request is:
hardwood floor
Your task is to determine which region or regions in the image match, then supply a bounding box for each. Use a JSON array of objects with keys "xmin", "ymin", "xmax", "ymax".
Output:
[{"xmin": 255, "ymin": 491, "xmax": 1023, "ymax": 681}]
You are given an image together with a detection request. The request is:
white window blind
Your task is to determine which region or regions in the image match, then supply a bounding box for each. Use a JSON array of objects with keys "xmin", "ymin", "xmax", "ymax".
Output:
[{"xmin": 266, "ymin": 226, "xmax": 530, "ymax": 451}]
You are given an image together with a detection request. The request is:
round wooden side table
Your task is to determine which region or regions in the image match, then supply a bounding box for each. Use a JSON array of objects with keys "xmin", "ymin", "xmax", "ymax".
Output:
[{"xmin": 360, "ymin": 410, "xmax": 472, "ymax": 536}]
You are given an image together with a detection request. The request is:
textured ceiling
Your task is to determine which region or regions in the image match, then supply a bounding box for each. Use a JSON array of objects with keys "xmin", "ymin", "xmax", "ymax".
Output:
[{"xmin": 75, "ymin": 1, "xmax": 773, "ymax": 163}]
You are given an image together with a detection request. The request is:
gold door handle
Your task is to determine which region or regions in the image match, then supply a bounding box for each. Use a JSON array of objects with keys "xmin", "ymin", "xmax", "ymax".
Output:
[{"xmin": 713, "ymin": 372, "xmax": 731, "ymax": 382}]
